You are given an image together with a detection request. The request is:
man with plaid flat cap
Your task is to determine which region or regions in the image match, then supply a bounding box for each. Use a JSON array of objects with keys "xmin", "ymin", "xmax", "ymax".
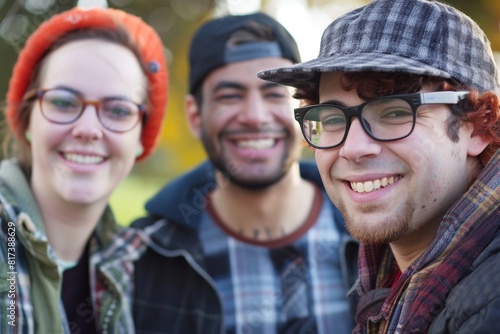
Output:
[
  {"xmin": 260, "ymin": 0, "xmax": 500, "ymax": 333},
  {"xmin": 132, "ymin": 12, "xmax": 357, "ymax": 334}
]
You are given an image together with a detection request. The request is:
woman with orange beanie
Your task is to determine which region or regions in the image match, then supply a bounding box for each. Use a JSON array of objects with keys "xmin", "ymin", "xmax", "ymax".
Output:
[{"xmin": 0, "ymin": 6, "xmax": 167, "ymax": 333}]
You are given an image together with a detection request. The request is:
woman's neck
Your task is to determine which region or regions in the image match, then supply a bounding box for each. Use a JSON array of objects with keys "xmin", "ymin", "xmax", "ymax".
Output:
[{"xmin": 32, "ymin": 184, "xmax": 108, "ymax": 261}]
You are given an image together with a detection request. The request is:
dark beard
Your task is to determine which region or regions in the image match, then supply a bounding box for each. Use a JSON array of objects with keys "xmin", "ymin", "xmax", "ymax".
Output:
[
  {"xmin": 201, "ymin": 130, "xmax": 290, "ymax": 191},
  {"xmin": 215, "ymin": 159, "xmax": 287, "ymax": 190}
]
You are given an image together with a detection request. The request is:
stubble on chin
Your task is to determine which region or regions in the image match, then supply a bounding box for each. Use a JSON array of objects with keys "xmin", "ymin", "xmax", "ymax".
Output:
[
  {"xmin": 216, "ymin": 154, "xmax": 289, "ymax": 190},
  {"xmin": 338, "ymin": 201, "xmax": 416, "ymax": 244}
]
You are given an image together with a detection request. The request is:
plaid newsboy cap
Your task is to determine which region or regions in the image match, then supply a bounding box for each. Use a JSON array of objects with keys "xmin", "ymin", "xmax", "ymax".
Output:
[{"xmin": 258, "ymin": 0, "xmax": 500, "ymax": 94}]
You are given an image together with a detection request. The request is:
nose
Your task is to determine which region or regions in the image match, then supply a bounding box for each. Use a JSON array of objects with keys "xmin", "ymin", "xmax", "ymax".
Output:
[
  {"xmin": 237, "ymin": 91, "xmax": 272, "ymax": 128},
  {"xmin": 339, "ymin": 118, "xmax": 381, "ymax": 162},
  {"xmin": 71, "ymin": 105, "xmax": 103, "ymax": 141}
]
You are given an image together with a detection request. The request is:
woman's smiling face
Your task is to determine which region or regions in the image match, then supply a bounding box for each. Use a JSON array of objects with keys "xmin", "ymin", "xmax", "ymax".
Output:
[{"xmin": 29, "ymin": 39, "xmax": 146, "ymax": 206}]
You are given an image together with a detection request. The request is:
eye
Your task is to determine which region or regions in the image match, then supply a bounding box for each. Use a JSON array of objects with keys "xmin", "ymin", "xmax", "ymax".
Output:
[
  {"xmin": 215, "ymin": 93, "xmax": 242, "ymax": 102},
  {"xmin": 102, "ymin": 100, "xmax": 136, "ymax": 119},
  {"xmin": 365, "ymin": 98, "xmax": 414, "ymax": 125},
  {"xmin": 378, "ymin": 107, "xmax": 414, "ymax": 124},
  {"xmin": 313, "ymin": 107, "xmax": 345, "ymax": 132},
  {"xmin": 264, "ymin": 88, "xmax": 288, "ymax": 100},
  {"xmin": 213, "ymin": 86, "xmax": 245, "ymax": 104},
  {"xmin": 43, "ymin": 91, "xmax": 80, "ymax": 112},
  {"xmin": 51, "ymin": 98, "xmax": 75, "ymax": 108},
  {"xmin": 321, "ymin": 114, "xmax": 346, "ymax": 131}
]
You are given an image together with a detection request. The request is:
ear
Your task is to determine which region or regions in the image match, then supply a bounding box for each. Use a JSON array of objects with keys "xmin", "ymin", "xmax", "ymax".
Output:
[
  {"xmin": 135, "ymin": 143, "xmax": 144, "ymax": 158},
  {"xmin": 185, "ymin": 94, "xmax": 202, "ymax": 139},
  {"xmin": 467, "ymin": 134, "xmax": 489, "ymax": 157},
  {"xmin": 464, "ymin": 123, "xmax": 489, "ymax": 157},
  {"xmin": 26, "ymin": 121, "xmax": 33, "ymax": 143}
]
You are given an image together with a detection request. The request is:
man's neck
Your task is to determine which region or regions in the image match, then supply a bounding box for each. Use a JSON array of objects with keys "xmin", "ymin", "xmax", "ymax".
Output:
[
  {"xmin": 210, "ymin": 164, "xmax": 316, "ymax": 241},
  {"xmin": 390, "ymin": 218, "xmax": 441, "ymax": 272}
]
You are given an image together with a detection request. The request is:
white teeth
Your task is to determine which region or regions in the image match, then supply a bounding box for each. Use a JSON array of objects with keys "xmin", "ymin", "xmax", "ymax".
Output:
[
  {"xmin": 64, "ymin": 153, "xmax": 103, "ymax": 165},
  {"xmin": 350, "ymin": 176, "xmax": 400, "ymax": 193},
  {"xmin": 237, "ymin": 139, "xmax": 275, "ymax": 149},
  {"xmin": 363, "ymin": 181, "xmax": 374, "ymax": 192}
]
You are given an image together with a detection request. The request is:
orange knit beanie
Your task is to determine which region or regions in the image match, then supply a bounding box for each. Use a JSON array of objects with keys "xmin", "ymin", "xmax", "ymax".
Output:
[{"xmin": 6, "ymin": 7, "xmax": 168, "ymax": 161}]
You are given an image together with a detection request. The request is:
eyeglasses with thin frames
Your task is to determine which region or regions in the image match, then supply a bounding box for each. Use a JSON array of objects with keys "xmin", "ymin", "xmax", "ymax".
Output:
[
  {"xmin": 29, "ymin": 88, "xmax": 146, "ymax": 133},
  {"xmin": 295, "ymin": 91, "xmax": 469, "ymax": 149}
]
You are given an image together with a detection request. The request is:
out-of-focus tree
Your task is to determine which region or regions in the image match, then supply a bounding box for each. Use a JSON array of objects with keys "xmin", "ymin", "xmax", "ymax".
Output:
[
  {"xmin": 442, "ymin": 0, "xmax": 499, "ymax": 50},
  {"xmin": 0, "ymin": 1, "xmax": 78, "ymax": 112}
]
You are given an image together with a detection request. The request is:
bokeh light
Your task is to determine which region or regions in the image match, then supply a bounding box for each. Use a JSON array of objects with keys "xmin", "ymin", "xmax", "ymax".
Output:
[
  {"xmin": 76, "ymin": 0, "xmax": 108, "ymax": 9},
  {"xmin": 23, "ymin": 0, "xmax": 56, "ymax": 14}
]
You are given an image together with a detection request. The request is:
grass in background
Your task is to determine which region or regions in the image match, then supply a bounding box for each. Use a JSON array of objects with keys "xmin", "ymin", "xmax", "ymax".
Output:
[{"xmin": 109, "ymin": 174, "xmax": 167, "ymax": 226}]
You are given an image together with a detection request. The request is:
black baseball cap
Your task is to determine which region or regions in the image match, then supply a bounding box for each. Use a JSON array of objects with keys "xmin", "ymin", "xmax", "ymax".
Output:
[{"xmin": 188, "ymin": 12, "xmax": 301, "ymax": 94}]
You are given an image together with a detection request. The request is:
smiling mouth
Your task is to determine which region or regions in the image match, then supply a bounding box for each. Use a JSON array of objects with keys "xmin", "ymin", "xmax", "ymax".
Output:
[
  {"xmin": 63, "ymin": 153, "xmax": 104, "ymax": 165},
  {"xmin": 350, "ymin": 176, "xmax": 402, "ymax": 193},
  {"xmin": 235, "ymin": 138, "xmax": 277, "ymax": 150}
]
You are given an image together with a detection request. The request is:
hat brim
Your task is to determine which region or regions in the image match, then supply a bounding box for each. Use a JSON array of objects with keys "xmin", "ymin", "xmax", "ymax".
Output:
[{"xmin": 258, "ymin": 52, "xmax": 452, "ymax": 91}]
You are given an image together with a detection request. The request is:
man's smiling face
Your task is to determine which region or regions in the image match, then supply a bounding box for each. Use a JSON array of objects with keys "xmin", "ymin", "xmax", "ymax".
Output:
[
  {"xmin": 315, "ymin": 71, "xmax": 483, "ymax": 245},
  {"xmin": 193, "ymin": 57, "xmax": 302, "ymax": 189}
]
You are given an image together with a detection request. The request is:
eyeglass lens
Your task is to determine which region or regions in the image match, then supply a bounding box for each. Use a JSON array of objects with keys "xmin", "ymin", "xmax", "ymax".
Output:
[
  {"xmin": 40, "ymin": 89, "xmax": 141, "ymax": 132},
  {"xmin": 302, "ymin": 98, "xmax": 414, "ymax": 148}
]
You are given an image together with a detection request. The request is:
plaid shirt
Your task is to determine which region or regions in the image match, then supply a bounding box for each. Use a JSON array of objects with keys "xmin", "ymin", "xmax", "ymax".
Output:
[
  {"xmin": 0, "ymin": 160, "xmax": 148, "ymax": 334},
  {"xmin": 199, "ymin": 189, "xmax": 352, "ymax": 334},
  {"xmin": 355, "ymin": 149, "xmax": 500, "ymax": 333}
]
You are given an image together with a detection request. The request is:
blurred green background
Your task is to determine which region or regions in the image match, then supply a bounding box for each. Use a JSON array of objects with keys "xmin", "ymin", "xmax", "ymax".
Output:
[{"xmin": 1, "ymin": 0, "xmax": 498, "ymax": 225}]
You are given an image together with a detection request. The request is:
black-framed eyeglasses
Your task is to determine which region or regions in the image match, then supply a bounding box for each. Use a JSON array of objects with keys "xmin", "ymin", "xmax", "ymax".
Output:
[
  {"xmin": 32, "ymin": 88, "xmax": 146, "ymax": 133},
  {"xmin": 295, "ymin": 91, "xmax": 469, "ymax": 149}
]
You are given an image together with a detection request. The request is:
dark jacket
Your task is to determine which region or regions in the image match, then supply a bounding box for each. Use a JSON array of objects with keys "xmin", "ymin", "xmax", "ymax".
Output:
[
  {"xmin": 428, "ymin": 231, "xmax": 500, "ymax": 333},
  {"xmin": 132, "ymin": 160, "xmax": 358, "ymax": 334}
]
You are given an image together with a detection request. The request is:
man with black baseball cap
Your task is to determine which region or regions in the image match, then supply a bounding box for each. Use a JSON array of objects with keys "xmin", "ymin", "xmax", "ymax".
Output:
[
  {"xmin": 132, "ymin": 12, "xmax": 356, "ymax": 334},
  {"xmin": 260, "ymin": 0, "xmax": 500, "ymax": 332}
]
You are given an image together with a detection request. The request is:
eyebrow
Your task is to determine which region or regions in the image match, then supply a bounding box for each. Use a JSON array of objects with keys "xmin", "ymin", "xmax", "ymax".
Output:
[
  {"xmin": 53, "ymin": 85, "xmax": 136, "ymax": 102},
  {"xmin": 53, "ymin": 85, "xmax": 81, "ymax": 95},
  {"xmin": 212, "ymin": 81, "xmax": 244, "ymax": 93},
  {"xmin": 212, "ymin": 81, "xmax": 285, "ymax": 94},
  {"xmin": 319, "ymin": 99, "xmax": 348, "ymax": 107},
  {"xmin": 260, "ymin": 82, "xmax": 284, "ymax": 90}
]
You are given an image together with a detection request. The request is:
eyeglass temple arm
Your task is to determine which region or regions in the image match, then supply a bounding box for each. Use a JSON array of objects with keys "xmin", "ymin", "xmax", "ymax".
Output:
[
  {"xmin": 421, "ymin": 91, "xmax": 469, "ymax": 104},
  {"xmin": 22, "ymin": 88, "xmax": 41, "ymax": 101}
]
